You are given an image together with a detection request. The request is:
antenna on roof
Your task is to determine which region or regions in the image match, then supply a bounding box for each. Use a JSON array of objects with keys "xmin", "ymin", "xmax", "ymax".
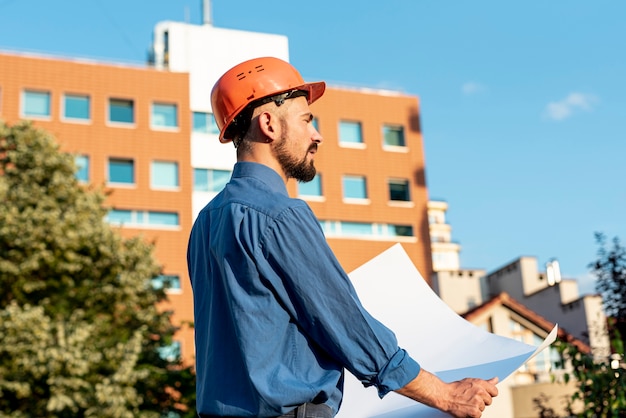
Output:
[
  {"xmin": 202, "ymin": 0, "xmax": 212, "ymax": 25},
  {"xmin": 546, "ymin": 259, "xmax": 561, "ymax": 286}
]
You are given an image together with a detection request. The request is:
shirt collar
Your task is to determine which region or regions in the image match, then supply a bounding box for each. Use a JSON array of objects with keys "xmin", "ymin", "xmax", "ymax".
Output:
[{"xmin": 232, "ymin": 162, "xmax": 288, "ymax": 196}]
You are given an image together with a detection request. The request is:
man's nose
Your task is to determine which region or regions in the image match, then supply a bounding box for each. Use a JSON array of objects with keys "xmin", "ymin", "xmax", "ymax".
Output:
[{"xmin": 312, "ymin": 127, "xmax": 323, "ymax": 145}]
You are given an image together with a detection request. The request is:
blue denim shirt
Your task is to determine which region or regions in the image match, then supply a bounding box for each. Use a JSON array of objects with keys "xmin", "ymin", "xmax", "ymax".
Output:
[{"xmin": 187, "ymin": 162, "xmax": 420, "ymax": 417}]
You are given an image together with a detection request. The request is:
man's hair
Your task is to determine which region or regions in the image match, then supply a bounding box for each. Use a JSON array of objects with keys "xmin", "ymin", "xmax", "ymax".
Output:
[{"xmin": 230, "ymin": 90, "xmax": 309, "ymax": 148}]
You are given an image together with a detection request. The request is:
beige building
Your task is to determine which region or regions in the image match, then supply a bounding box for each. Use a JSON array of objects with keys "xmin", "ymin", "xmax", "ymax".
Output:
[
  {"xmin": 463, "ymin": 293, "xmax": 588, "ymax": 418},
  {"xmin": 429, "ymin": 199, "xmax": 609, "ymax": 355},
  {"xmin": 486, "ymin": 257, "xmax": 610, "ymax": 359},
  {"xmin": 428, "ymin": 200, "xmax": 487, "ymax": 312},
  {"xmin": 428, "ymin": 200, "xmax": 461, "ymax": 272},
  {"xmin": 428, "ymin": 199, "xmax": 607, "ymax": 417}
]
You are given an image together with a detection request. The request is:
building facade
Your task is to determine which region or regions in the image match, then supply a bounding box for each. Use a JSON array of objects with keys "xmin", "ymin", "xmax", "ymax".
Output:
[
  {"xmin": 303, "ymin": 87, "xmax": 432, "ymax": 276},
  {"xmin": 429, "ymin": 199, "xmax": 610, "ymax": 417},
  {"xmin": 486, "ymin": 257, "xmax": 610, "ymax": 358},
  {"xmin": 150, "ymin": 20, "xmax": 433, "ymax": 278},
  {"xmin": 429, "ymin": 199, "xmax": 608, "ymax": 356},
  {"xmin": 428, "ymin": 200, "xmax": 461, "ymax": 271},
  {"xmin": 0, "ymin": 51, "xmax": 196, "ymax": 360},
  {"xmin": 1, "ymin": 19, "xmax": 433, "ymax": 365},
  {"xmin": 463, "ymin": 292, "xmax": 589, "ymax": 418}
]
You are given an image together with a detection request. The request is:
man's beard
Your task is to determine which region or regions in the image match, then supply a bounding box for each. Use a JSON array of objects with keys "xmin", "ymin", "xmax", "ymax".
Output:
[{"xmin": 272, "ymin": 135, "xmax": 317, "ymax": 183}]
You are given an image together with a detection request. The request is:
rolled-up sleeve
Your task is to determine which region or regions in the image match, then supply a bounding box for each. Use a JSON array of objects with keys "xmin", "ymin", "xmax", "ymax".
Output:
[{"xmin": 257, "ymin": 204, "xmax": 421, "ymax": 397}]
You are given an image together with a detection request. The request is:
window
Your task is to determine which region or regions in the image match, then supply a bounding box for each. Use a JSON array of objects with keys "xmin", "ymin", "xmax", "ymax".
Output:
[
  {"xmin": 339, "ymin": 121, "xmax": 363, "ymax": 144},
  {"xmin": 162, "ymin": 30, "xmax": 170, "ymax": 67},
  {"xmin": 157, "ymin": 341, "xmax": 181, "ymax": 362},
  {"xmin": 192, "ymin": 112, "xmax": 219, "ymax": 134},
  {"xmin": 108, "ymin": 158, "xmax": 134, "ymax": 184},
  {"xmin": 383, "ymin": 125, "xmax": 405, "ymax": 147},
  {"xmin": 320, "ymin": 221, "xmax": 415, "ymax": 239},
  {"xmin": 63, "ymin": 94, "xmax": 90, "ymax": 120},
  {"xmin": 152, "ymin": 102, "xmax": 178, "ymax": 129},
  {"xmin": 75, "ymin": 155, "xmax": 89, "ymax": 182},
  {"xmin": 298, "ymin": 174, "xmax": 322, "ymax": 197},
  {"xmin": 22, "ymin": 90, "xmax": 51, "ymax": 118},
  {"xmin": 148, "ymin": 211, "xmax": 179, "ymax": 226},
  {"xmin": 152, "ymin": 274, "xmax": 181, "ymax": 291},
  {"xmin": 342, "ymin": 175, "xmax": 367, "ymax": 200},
  {"xmin": 194, "ymin": 168, "xmax": 230, "ymax": 192},
  {"xmin": 341, "ymin": 222, "xmax": 375, "ymax": 237},
  {"xmin": 108, "ymin": 98, "xmax": 134, "ymax": 124},
  {"xmin": 388, "ymin": 179, "xmax": 410, "ymax": 201},
  {"xmin": 312, "ymin": 117, "xmax": 320, "ymax": 131},
  {"xmin": 107, "ymin": 209, "xmax": 133, "ymax": 225},
  {"xmin": 151, "ymin": 161, "xmax": 179, "ymax": 189},
  {"xmin": 391, "ymin": 224, "xmax": 413, "ymax": 237},
  {"xmin": 106, "ymin": 209, "xmax": 180, "ymax": 228},
  {"xmin": 507, "ymin": 318, "xmax": 561, "ymax": 374}
]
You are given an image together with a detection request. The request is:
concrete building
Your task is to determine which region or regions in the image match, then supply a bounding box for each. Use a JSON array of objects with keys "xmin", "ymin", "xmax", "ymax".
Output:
[
  {"xmin": 463, "ymin": 293, "xmax": 589, "ymax": 418},
  {"xmin": 429, "ymin": 200, "xmax": 487, "ymax": 312},
  {"xmin": 429, "ymin": 199, "xmax": 609, "ymax": 355},
  {"xmin": 429, "ymin": 199, "xmax": 610, "ymax": 417},
  {"xmin": 486, "ymin": 257, "xmax": 610, "ymax": 358},
  {"xmin": 428, "ymin": 200, "xmax": 461, "ymax": 271}
]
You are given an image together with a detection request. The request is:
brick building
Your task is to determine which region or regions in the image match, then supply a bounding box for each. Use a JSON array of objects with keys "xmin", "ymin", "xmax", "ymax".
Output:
[
  {"xmin": 1, "ymin": 22, "xmax": 433, "ymax": 364},
  {"xmin": 0, "ymin": 51, "xmax": 195, "ymax": 360}
]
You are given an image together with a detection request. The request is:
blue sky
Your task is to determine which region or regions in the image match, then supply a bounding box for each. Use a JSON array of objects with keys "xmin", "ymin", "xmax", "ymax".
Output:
[{"xmin": 1, "ymin": 0, "xmax": 624, "ymax": 293}]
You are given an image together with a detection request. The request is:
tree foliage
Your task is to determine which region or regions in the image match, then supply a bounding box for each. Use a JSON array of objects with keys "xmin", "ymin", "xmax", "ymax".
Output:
[
  {"xmin": 0, "ymin": 121, "xmax": 195, "ymax": 417},
  {"xmin": 590, "ymin": 232, "xmax": 626, "ymax": 341},
  {"xmin": 556, "ymin": 330, "xmax": 625, "ymax": 417},
  {"xmin": 544, "ymin": 233, "xmax": 626, "ymax": 417}
]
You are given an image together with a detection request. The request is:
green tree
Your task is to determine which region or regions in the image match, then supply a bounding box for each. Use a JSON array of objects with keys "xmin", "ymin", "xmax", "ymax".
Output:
[
  {"xmin": 0, "ymin": 121, "xmax": 195, "ymax": 417},
  {"xmin": 556, "ymin": 329, "xmax": 625, "ymax": 417},
  {"xmin": 590, "ymin": 232, "xmax": 626, "ymax": 344},
  {"xmin": 548, "ymin": 233, "xmax": 626, "ymax": 417}
]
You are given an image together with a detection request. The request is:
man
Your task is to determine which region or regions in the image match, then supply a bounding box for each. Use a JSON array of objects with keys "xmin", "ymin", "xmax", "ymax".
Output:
[{"xmin": 187, "ymin": 57, "xmax": 498, "ymax": 418}]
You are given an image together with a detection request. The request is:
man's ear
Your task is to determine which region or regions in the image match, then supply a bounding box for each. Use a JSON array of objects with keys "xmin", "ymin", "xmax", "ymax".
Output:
[{"xmin": 257, "ymin": 111, "xmax": 281, "ymax": 142}]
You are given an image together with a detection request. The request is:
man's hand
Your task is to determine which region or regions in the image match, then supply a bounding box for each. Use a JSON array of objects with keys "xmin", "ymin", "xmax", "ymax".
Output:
[
  {"xmin": 442, "ymin": 376, "xmax": 499, "ymax": 417},
  {"xmin": 395, "ymin": 369, "xmax": 498, "ymax": 418}
]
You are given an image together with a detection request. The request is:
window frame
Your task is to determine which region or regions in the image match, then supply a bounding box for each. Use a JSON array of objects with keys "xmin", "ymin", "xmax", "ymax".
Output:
[
  {"xmin": 107, "ymin": 157, "xmax": 135, "ymax": 186},
  {"xmin": 22, "ymin": 90, "xmax": 51, "ymax": 119},
  {"xmin": 157, "ymin": 340, "xmax": 181, "ymax": 362},
  {"xmin": 108, "ymin": 97, "xmax": 135, "ymax": 125},
  {"xmin": 382, "ymin": 124, "xmax": 407, "ymax": 149},
  {"xmin": 297, "ymin": 173, "xmax": 324, "ymax": 200},
  {"xmin": 150, "ymin": 160, "xmax": 180, "ymax": 190},
  {"xmin": 342, "ymin": 174, "xmax": 369, "ymax": 202},
  {"xmin": 106, "ymin": 209, "xmax": 180, "ymax": 229},
  {"xmin": 388, "ymin": 178, "xmax": 411, "ymax": 203},
  {"xmin": 62, "ymin": 93, "xmax": 91, "ymax": 122},
  {"xmin": 320, "ymin": 220, "xmax": 416, "ymax": 241},
  {"xmin": 151, "ymin": 102, "xmax": 179, "ymax": 130},
  {"xmin": 193, "ymin": 168, "xmax": 231, "ymax": 192},
  {"xmin": 339, "ymin": 120, "xmax": 365, "ymax": 148},
  {"xmin": 74, "ymin": 155, "xmax": 90, "ymax": 182},
  {"xmin": 192, "ymin": 111, "xmax": 219, "ymax": 134},
  {"xmin": 152, "ymin": 274, "xmax": 182, "ymax": 293}
]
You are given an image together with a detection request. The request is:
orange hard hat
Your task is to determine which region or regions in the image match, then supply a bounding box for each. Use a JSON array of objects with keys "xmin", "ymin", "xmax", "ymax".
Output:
[{"xmin": 211, "ymin": 56, "xmax": 326, "ymax": 143}]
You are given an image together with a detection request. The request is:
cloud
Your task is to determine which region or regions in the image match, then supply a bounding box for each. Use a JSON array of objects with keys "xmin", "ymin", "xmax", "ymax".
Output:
[
  {"xmin": 462, "ymin": 82, "xmax": 485, "ymax": 95},
  {"xmin": 544, "ymin": 92, "xmax": 599, "ymax": 121}
]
